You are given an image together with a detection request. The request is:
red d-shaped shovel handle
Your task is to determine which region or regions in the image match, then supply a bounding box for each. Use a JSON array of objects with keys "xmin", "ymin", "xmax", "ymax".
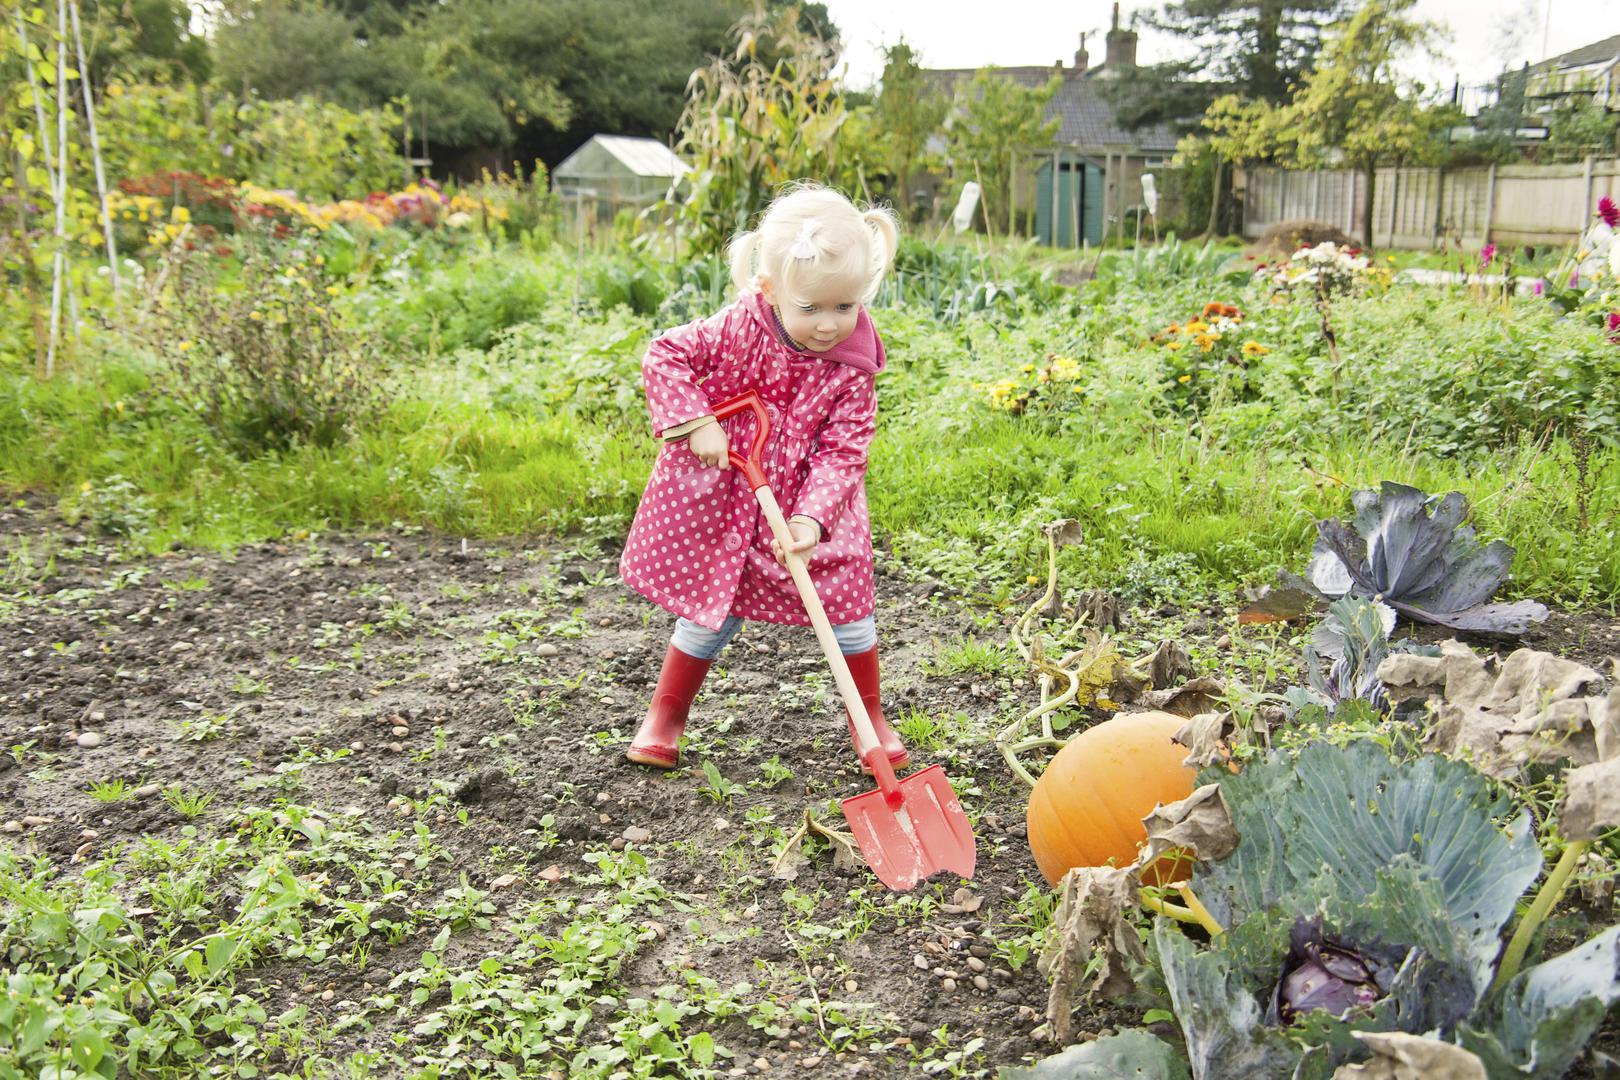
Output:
[{"xmin": 711, "ymin": 389, "xmax": 771, "ymax": 490}]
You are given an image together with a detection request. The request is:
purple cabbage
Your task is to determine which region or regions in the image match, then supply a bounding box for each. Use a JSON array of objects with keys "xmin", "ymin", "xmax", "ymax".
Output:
[
  {"xmin": 1289, "ymin": 482, "xmax": 1547, "ymax": 636},
  {"xmin": 1276, "ymin": 917, "xmax": 1387, "ymax": 1024}
]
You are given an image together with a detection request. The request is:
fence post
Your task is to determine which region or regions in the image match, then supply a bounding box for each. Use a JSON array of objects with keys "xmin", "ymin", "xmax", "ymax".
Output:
[
  {"xmin": 1312, "ymin": 170, "xmax": 1322, "ymax": 221},
  {"xmin": 1386, "ymin": 168, "xmax": 1401, "ymax": 248},
  {"xmin": 1483, "ymin": 163, "xmax": 1497, "ymax": 245},
  {"xmin": 1432, "ymin": 166, "xmax": 1445, "ymax": 246},
  {"xmin": 1582, "ymin": 154, "xmax": 1595, "ymax": 232},
  {"xmin": 1346, "ymin": 170, "xmax": 1356, "ymax": 235}
]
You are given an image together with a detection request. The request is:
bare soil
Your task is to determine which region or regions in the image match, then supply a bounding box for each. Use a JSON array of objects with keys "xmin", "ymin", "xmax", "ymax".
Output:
[{"xmin": 3, "ymin": 493, "xmax": 1615, "ymax": 1077}]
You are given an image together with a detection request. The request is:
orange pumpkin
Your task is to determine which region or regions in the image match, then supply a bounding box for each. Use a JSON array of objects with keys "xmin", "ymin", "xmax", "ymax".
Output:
[{"xmin": 1026, "ymin": 710, "xmax": 1199, "ymax": 886}]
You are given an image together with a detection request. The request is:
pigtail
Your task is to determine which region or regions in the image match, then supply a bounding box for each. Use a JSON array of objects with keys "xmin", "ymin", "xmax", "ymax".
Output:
[
  {"xmin": 860, "ymin": 206, "xmax": 901, "ymax": 300},
  {"xmin": 727, "ymin": 229, "xmax": 763, "ymax": 296}
]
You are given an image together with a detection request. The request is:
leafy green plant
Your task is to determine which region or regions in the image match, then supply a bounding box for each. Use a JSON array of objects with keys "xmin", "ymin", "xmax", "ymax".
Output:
[
  {"xmin": 1132, "ymin": 742, "xmax": 1620, "ymax": 1078},
  {"xmin": 1255, "ymin": 482, "xmax": 1550, "ymax": 634},
  {"xmin": 155, "ymin": 229, "xmax": 391, "ymax": 455},
  {"xmin": 669, "ymin": 5, "xmax": 849, "ymax": 256},
  {"xmin": 162, "ymin": 787, "xmax": 216, "ymax": 818},
  {"xmin": 63, "ymin": 474, "xmax": 157, "ymax": 539},
  {"xmin": 87, "ymin": 778, "xmax": 132, "ymax": 802},
  {"xmin": 696, "ymin": 761, "xmax": 744, "ymax": 807}
]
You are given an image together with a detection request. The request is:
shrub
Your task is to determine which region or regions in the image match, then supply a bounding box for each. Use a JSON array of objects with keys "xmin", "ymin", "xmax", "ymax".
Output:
[{"xmin": 152, "ymin": 231, "xmax": 390, "ymax": 455}]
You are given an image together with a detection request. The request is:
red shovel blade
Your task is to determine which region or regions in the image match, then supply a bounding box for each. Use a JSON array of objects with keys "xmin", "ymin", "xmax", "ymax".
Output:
[{"xmin": 840, "ymin": 765, "xmax": 976, "ymax": 892}]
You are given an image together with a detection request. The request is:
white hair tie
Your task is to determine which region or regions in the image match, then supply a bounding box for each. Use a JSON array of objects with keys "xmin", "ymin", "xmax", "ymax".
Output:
[{"xmin": 789, "ymin": 220, "xmax": 820, "ymax": 260}]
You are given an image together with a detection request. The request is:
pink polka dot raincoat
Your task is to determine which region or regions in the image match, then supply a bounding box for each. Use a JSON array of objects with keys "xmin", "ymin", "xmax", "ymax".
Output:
[{"xmin": 619, "ymin": 290, "xmax": 886, "ymax": 631}]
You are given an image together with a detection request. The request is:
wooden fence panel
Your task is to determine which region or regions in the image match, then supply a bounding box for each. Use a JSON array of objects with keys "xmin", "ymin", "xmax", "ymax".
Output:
[{"xmin": 1241, "ymin": 158, "xmax": 1620, "ymax": 249}]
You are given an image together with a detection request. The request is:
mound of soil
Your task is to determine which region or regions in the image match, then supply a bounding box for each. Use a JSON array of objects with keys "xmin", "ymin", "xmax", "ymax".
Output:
[{"xmin": 1248, "ymin": 219, "xmax": 1356, "ymax": 259}]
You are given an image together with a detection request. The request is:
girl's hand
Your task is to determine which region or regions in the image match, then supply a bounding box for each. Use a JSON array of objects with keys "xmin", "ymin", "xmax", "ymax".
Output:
[
  {"xmin": 772, "ymin": 518, "xmax": 819, "ymax": 566},
  {"xmin": 688, "ymin": 422, "xmax": 729, "ymax": 469}
]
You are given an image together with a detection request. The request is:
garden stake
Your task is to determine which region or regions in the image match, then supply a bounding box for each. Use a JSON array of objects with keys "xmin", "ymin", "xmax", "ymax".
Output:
[{"xmin": 711, "ymin": 390, "xmax": 976, "ymax": 891}]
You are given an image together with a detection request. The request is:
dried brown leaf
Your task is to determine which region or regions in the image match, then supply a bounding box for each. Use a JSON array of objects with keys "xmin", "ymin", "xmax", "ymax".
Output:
[
  {"xmin": 1172, "ymin": 712, "xmax": 1229, "ymax": 768},
  {"xmin": 1560, "ymin": 757, "xmax": 1620, "ymax": 841},
  {"xmin": 1135, "ymin": 784, "xmax": 1239, "ymax": 875},
  {"xmin": 1146, "ymin": 640, "xmax": 1193, "ymax": 689},
  {"xmin": 1042, "ymin": 519, "xmax": 1083, "ymax": 548},
  {"xmin": 1142, "ymin": 677, "xmax": 1227, "ymax": 718},
  {"xmin": 772, "ymin": 810, "xmax": 862, "ymax": 881},
  {"xmin": 1076, "ymin": 589, "xmax": 1123, "ymax": 631},
  {"xmin": 1380, "ymin": 642, "xmax": 1612, "ymax": 777},
  {"xmin": 1332, "ymin": 1032, "xmax": 1487, "ymax": 1080},
  {"xmin": 1037, "ymin": 866, "xmax": 1144, "ymax": 1043}
]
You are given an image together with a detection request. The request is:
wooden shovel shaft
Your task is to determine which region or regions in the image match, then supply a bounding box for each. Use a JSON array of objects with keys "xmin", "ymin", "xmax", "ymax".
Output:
[{"xmin": 752, "ymin": 486, "xmax": 900, "ymax": 800}]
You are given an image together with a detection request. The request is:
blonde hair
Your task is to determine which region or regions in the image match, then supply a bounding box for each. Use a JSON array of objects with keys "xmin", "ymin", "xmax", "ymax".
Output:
[{"xmin": 727, "ymin": 183, "xmax": 900, "ymax": 305}]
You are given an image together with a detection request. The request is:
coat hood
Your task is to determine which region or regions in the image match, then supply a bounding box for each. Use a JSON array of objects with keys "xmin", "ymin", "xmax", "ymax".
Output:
[{"xmin": 743, "ymin": 290, "xmax": 886, "ymax": 374}]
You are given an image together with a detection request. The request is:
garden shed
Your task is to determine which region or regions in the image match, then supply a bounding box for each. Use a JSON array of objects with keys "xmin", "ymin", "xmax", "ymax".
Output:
[
  {"xmin": 1036, "ymin": 155, "xmax": 1105, "ymax": 247},
  {"xmin": 552, "ymin": 135, "xmax": 688, "ymax": 223}
]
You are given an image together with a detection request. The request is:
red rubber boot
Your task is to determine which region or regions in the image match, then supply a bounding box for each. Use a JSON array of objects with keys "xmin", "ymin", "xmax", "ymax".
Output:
[
  {"xmin": 627, "ymin": 645, "xmax": 713, "ymax": 769},
  {"xmin": 842, "ymin": 647, "xmax": 911, "ymax": 771}
]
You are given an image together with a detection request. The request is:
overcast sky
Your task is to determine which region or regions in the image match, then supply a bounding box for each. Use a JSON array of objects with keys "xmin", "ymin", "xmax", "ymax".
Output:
[{"xmin": 821, "ymin": 0, "xmax": 1620, "ymax": 98}]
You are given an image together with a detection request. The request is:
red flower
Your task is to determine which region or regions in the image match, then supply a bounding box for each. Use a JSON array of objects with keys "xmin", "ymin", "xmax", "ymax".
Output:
[{"xmin": 1600, "ymin": 196, "xmax": 1620, "ymax": 229}]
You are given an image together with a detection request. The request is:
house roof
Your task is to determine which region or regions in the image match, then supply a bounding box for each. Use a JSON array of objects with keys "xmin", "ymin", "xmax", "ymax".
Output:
[
  {"xmin": 1531, "ymin": 33, "xmax": 1620, "ymax": 74},
  {"xmin": 927, "ymin": 67, "xmax": 1180, "ymax": 155},
  {"xmin": 554, "ymin": 135, "xmax": 688, "ymax": 180}
]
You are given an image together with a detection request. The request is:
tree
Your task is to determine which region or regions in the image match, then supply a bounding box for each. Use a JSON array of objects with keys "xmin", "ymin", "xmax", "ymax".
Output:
[
  {"xmin": 77, "ymin": 0, "xmax": 211, "ymax": 85},
  {"xmin": 1545, "ymin": 102, "xmax": 1620, "ymax": 163},
  {"xmin": 1102, "ymin": 0, "xmax": 1356, "ymax": 132},
  {"xmin": 871, "ymin": 41, "xmax": 945, "ymax": 222},
  {"xmin": 210, "ymin": 0, "xmax": 741, "ymax": 169},
  {"xmin": 1189, "ymin": 0, "xmax": 1443, "ymax": 247},
  {"xmin": 1189, "ymin": 93, "xmax": 1289, "ymax": 234},
  {"xmin": 945, "ymin": 68, "xmax": 1060, "ymax": 236},
  {"xmin": 1284, "ymin": 0, "xmax": 1444, "ymax": 247}
]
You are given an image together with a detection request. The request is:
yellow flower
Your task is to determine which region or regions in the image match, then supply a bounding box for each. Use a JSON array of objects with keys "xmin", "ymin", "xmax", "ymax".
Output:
[
  {"xmin": 176, "ymin": 340, "xmax": 193, "ymax": 351},
  {"xmin": 325, "ymin": 286, "xmax": 340, "ymax": 296},
  {"xmin": 1165, "ymin": 341, "xmax": 1183, "ymax": 352},
  {"xmin": 1195, "ymin": 334, "xmax": 1216, "ymax": 352},
  {"xmin": 1177, "ymin": 374, "xmax": 1192, "ymax": 383},
  {"xmin": 107, "ymin": 84, "xmax": 124, "ymax": 98},
  {"xmin": 1185, "ymin": 320, "xmax": 1210, "ymax": 334},
  {"xmin": 248, "ymin": 311, "xmax": 264, "ymax": 322},
  {"xmin": 1242, "ymin": 341, "xmax": 1270, "ymax": 356},
  {"xmin": 1026, "ymin": 574, "xmax": 1040, "ymax": 585},
  {"xmin": 1020, "ymin": 363, "xmax": 1035, "ymax": 373},
  {"xmin": 171, "ymin": 206, "xmax": 191, "ymax": 224},
  {"xmin": 79, "ymin": 481, "xmax": 93, "ymax": 493}
]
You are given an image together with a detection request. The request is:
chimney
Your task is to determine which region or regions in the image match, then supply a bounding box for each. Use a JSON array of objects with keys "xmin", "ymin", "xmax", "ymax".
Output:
[
  {"xmin": 1073, "ymin": 32, "xmax": 1089, "ymax": 75},
  {"xmin": 1105, "ymin": 3, "xmax": 1137, "ymax": 68}
]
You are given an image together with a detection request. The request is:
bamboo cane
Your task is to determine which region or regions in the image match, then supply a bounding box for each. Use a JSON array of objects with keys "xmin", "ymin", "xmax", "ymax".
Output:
[
  {"xmin": 48, "ymin": 0, "xmax": 70, "ymax": 376},
  {"xmin": 70, "ymin": 0, "xmax": 119, "ymax": 314}
]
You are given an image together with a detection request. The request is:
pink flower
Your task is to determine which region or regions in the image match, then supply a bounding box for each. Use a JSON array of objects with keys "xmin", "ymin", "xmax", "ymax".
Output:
[
  {"xmin": 1479, "ymin": 244, "xmax": 1496, "ymax": 268},
  {"xmin": 1599, "ymin": 196, "xmax": 1620, "ymax": 229},
  {"xmin": 1532, "ymin": 278, "xmax": 1544, "ymax": 296},
  {"xmin": 1608, "ymin": 311, "xmax": 1620, "ymax": 333}
]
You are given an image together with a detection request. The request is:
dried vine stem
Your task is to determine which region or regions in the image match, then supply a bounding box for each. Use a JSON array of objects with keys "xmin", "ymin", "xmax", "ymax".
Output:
[{"xmin": 997, "ymin": 521, "xmax": 1117, "ymax": 788}]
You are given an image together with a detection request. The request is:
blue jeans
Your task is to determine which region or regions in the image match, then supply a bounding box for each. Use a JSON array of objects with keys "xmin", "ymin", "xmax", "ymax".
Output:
[{"xmin": 671, "ymin": 615, "xmax": 877, "ymax": 660}]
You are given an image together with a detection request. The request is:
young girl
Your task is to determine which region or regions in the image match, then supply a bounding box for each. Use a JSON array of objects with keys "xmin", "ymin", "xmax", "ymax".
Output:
[{"xmin": 618, "ymin": 183, "xmax": 905, "ymax": 771}]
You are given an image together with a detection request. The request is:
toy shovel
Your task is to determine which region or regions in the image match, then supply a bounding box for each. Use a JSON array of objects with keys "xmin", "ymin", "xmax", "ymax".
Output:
[{"xmin": 711, "ymin": 390, "xmax": 976, "ymax": 891}]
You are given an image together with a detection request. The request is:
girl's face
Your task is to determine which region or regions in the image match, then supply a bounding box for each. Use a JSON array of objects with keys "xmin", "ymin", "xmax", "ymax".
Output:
[{"xmin": 766, "ymin": 277, "xmax": 862, "ymax": 353}]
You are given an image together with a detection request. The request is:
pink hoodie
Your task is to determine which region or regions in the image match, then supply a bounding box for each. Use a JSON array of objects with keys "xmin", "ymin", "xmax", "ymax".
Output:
[{"xmin": 618, "ymin": 291, "xmax": 884, "ymax": 630}]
